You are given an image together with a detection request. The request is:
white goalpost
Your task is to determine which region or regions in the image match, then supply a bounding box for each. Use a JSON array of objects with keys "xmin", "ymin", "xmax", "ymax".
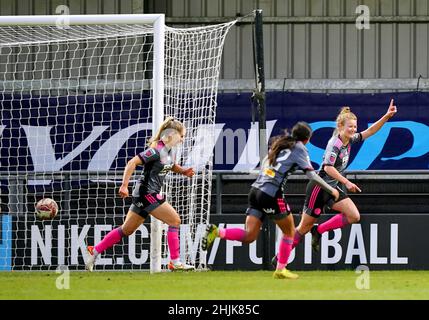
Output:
[{"xmin": 0, "ymin": 14, "xmax": 235, "ymax": 272}]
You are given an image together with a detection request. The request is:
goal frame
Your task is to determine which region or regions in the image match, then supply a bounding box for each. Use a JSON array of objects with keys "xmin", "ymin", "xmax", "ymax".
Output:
[
  {"xmin": 0, "ymin": 14, "xmax": 166, "ymax": 273},
  {"xmin": 0, "ymin": 13, "xmax": 165, "ymax": 126}
]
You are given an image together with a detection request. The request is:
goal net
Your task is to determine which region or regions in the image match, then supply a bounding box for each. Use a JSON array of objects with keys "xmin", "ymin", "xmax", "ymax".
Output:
[{"xmin": 0, "ymin": 15, "xmax": 235, "ymax": 271}]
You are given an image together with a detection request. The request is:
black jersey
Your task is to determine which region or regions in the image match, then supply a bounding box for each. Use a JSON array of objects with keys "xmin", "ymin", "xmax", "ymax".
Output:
[{"xmin": 132, "ymin": 141, "xmax": 176, "ymax": 195}]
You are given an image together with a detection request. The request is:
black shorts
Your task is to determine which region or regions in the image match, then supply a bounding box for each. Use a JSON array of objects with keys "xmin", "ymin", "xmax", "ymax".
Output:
[
  {"xmin": 246, "ymin": 187, "xmax": 292, "ymax": 222},
  {"xmin": 130, "ymin": 192, "xmax": 166, "ymax": 219},
  {"xmin": 303, "ymin": 181, "xmax": 348, "ymax": 218}
]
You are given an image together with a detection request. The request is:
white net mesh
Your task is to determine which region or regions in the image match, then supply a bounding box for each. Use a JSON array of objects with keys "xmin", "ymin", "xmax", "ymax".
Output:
[
  {"xmin": 161, "ymin": 23, "xmax": 235, "ymax": 270},
  {"xmin": 0, "ymin": 19, "xmax": 235, "ymax": 271}
]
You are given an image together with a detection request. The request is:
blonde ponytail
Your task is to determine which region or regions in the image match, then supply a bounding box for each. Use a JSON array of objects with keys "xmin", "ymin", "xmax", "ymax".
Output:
[
  {"xmin": 333, "ymin": 106, "xmax": 357, "ymax": 136},
  {"xmin": 148, "ymin": 116, "xmax": 185, "ymax": 147}
]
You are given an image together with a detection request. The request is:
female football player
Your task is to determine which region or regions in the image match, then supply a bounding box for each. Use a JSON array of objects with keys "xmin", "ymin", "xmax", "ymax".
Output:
[
  {"xmin": 294, "ymin": 99, "xmax": 397, "ymax": 252},
  {"xmin": 202, "ymin": 122, "xmax": 340, "ymax": 279},
  {"xmin": 86, "ymin": 117, "xmax": 195, "ymax": 271}
]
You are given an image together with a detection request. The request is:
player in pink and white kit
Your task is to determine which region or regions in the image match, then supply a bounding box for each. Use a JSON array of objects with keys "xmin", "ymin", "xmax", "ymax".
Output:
[
  {"xmin": 85, "ymin": 117, "xmax": 195, "ymax": 272},
  {"xmin": 294, "ymin": 99, "xmax": 397, "ymax": 252}
]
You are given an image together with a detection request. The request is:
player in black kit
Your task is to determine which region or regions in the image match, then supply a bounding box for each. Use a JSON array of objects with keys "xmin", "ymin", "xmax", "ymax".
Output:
[
  {"xmin": 86, "ymin": 117, "xmax": 195, "ymax": 272},
  {"xmin": 202, "ymin": 122, "xmax": 339, "ymax": 279}
]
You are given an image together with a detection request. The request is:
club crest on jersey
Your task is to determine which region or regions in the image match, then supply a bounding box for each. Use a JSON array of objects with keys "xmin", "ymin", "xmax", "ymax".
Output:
[
  {"xmin": 329, "ymin": 152, "xmax": 337, "ymax": 163},
  {"xmin": 145, "ymin": 149, "xmax": 156, "ymax": 157}
]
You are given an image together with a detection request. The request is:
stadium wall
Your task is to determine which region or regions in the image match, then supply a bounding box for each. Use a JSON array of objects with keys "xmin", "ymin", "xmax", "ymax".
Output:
[
  {"xmin": 2, "ymin": 0, "xmax": 429, "ymax": 92},
  {"xmin": 1, "ymin": 91, "xmax": 427, "ymax": 172},
  {"xmin": 209, "ymin": 171, "xmax": 428, "ymax": 271},
  {"xmin": 207, "ymin": 213, "xmax": 429, "ymax": 271},
  {"xmin": 4, "ymin": 212, "xmax": 427, "ymax": 270},
  {"xmin": 0, "ymin": 1, "xmax": 143, "ymax": 16},
  {"xmin": 213, "ymin": 172, "xmax": 429, "ymax": 215},
  {"xmin": 152, "ymin": 0, "xmax": 429, "ymax": 92},
  {"xmin": 213, "ymin": 91, "xmax": 428, "ymax": 170},
  {"xmin": 1, "ymin": 91, "xmax": 428, "ymax": 270}
]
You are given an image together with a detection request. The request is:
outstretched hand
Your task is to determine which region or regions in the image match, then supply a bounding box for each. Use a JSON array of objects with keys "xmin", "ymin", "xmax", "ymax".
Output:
[
  {"xmin": 386, "ymin": 98, "xmax": 397, "ymax": 119},
  {"xmin": 345, "ymin": 181, "xmax": 362, "ymax": 193},
  {"xmin": 182, "ymin": 167, "xmax": 195, "ymax": 178}
]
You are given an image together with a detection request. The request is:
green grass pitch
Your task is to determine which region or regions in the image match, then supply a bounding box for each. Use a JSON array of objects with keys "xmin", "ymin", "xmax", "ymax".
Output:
[{"xmin": 1, "ymin": 270, "xmax": 429, "ymax": 300}]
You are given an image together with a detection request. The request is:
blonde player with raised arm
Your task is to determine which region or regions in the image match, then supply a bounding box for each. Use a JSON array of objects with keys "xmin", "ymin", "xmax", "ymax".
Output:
[{"xmin": 294, "ymin": 99, "xmax": 397, "ymax": 252}]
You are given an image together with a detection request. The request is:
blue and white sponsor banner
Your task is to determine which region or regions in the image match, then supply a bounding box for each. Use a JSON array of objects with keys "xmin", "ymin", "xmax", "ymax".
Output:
[
  {"xmin": 0, "ymin": 91, "xmax": 428, "ymax": 174},
  {"xmin": 208, "ymin": 213, "xmax": 428, "ymax": 271},
  {"xmin": 215, "ymin": 91, "xmax": 429, "ymax": 171},
  {"xmin": 3, "ymin": 213, "xmax": 428, "ymax": 270}
]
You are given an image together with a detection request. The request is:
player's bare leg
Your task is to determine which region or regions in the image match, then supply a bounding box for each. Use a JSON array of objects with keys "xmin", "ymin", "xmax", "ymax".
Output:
[
  {"xmin": 330, "ymin": 198, "xmax": 360, "ymax": 224},
  {"xmin": 310, "ymin": 198, "xmax": 359, "ymax": 252},
  {"xmin": 241, "ymin": 215, "xmax": 263, "ymax": 243}
]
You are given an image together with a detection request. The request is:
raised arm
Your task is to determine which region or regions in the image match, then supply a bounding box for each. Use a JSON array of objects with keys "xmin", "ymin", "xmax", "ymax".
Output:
[
  {"xmin": 119, "ymin": 156, "xmax": 143, "ymax": 198},
  {"xmin": 360, "ymin": 98, "xmax": 397, "ymax": 140}
]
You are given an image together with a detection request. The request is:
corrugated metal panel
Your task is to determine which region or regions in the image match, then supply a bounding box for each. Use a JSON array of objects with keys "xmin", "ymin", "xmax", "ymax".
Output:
[
  {"xmin": 0, "ymin": 0, "xmax": 142, "ymax": 15},
  {"xmin": 159, "ymin": 0, "xmax": 429, "ymax": 92},
  {"xmin": 0, "ymin": 0, "xmax": 148, "ymax": 88},
  {"xmin": 2, "ymin": 0, "xmax": 429, "ymax": 91}
]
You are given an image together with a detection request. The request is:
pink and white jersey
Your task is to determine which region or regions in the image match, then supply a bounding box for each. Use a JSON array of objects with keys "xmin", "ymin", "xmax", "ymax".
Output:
[{"xmin": 319, "ymin": 133, "xmax": 363, "ymax": 187}]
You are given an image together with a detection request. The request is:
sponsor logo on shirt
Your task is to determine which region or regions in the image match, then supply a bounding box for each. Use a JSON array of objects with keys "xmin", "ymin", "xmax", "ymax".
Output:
[
  {"xmin": 159, "ymin": 164, "xmax": 174, "ymax": 175},
  {"xmin": 263, "ymin": 168, "xmax": 275, "ymax": 178},
  {"xmin": 145, "ymin": 149, "xmax": 156, "ymax": 158}
]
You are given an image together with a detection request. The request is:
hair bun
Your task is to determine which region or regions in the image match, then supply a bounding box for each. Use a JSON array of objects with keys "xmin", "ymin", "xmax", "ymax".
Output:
[{"xmin": 340, "ymin": 106, "xmax": 351, "ymax": 114}]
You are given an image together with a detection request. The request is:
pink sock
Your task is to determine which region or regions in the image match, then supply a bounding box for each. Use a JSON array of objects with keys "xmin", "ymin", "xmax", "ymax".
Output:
[
  {"xmin": 95, "ymin": 227, "xmax": 124, "ymax": 254},
  {"xmin": 167, "ymin": 226, "xmax": 180, "ymax": 261},
  {"xmin": 292, "ymin": 229, "xmax": 303, "ymax": 249},
  {"xmin": 317, "ymin": 213, "xmax": 349, "ymax": 234},
  {"xmin": 277, "ymin": 236, "xmax": 293, "ymax": 270},
  {"xmin": 219, "ymin": 228, "xmax": 246, "ymax": 241}
]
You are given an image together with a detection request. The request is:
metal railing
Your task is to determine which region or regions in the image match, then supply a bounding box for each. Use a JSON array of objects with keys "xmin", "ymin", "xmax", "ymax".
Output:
[
  {"xmin": 1, "ymin": 169, "xmax": 428, "ymax": 216},
  {"xmin": 212, "ymin": 170, "xmax": 429, "ymax": 214}
]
